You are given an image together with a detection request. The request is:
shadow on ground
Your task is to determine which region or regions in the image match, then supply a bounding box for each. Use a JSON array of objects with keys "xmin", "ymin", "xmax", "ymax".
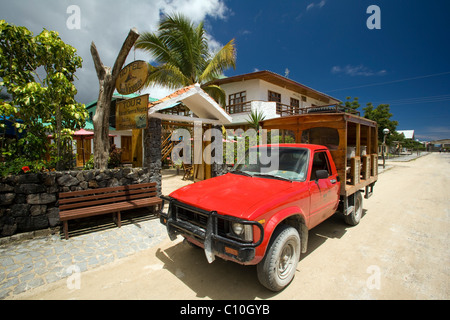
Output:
[{"xmin": 154, "ymin": 211, "xmax": 363, "ymax": 299}]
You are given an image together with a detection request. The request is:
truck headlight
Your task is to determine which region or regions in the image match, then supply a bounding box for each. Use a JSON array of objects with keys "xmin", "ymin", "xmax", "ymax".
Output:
[
  {"xmin": 232, "ymin": 222, "xmax": 244, "ymax": 235},
  {"xmin": 231, "ymin": 222, "xmax": 253, "ymax": 242}
]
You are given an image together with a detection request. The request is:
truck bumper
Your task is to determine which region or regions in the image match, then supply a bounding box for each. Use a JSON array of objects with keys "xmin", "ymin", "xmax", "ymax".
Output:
[{"xmin": 160, "ymin": 196, "xmax": 264, "ymax": 264}]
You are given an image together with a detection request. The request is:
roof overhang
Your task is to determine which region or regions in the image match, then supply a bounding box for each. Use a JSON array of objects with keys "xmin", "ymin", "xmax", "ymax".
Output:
[
  {"xmin": 148, "ymin": 83, "xmax": 232, "ymax": 125},
  {"xmin": 206, "ymin": 70, "xmax": 341, "ymax": 104}
]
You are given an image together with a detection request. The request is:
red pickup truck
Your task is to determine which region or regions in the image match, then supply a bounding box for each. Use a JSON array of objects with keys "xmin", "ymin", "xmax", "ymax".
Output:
[{"xmin": 160, "ymin": 143, "xmax": 367, "ymax": 291}]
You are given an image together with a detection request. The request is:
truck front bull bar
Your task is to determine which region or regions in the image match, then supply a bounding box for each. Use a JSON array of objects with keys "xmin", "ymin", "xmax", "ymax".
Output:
[{"xmin": 160, "ymin": 196, "xmax": 264, "ymax": 263}]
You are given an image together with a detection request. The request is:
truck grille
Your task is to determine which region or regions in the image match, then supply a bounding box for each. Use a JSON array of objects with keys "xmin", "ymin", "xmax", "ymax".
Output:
[{"xmin": 174, "ymin": 204, "xmax": 227, "ymax": 238}]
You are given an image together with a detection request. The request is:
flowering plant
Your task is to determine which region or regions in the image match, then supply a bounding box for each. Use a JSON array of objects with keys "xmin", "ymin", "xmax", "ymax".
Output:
[{"xmin": 21, "ymin": 166, "xmax": 30, "ymax": 173}]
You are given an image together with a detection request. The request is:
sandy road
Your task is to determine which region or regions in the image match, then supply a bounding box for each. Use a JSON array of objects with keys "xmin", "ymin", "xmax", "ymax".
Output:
[{"xmin": 12, "ymin": 153, "xmax": 450, "ymax": 300}]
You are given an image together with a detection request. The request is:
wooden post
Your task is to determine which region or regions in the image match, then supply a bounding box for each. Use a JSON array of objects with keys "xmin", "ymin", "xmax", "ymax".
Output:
[{"xmin": 356, "ymin": 123, "xmax": 361, "ymax": 157}]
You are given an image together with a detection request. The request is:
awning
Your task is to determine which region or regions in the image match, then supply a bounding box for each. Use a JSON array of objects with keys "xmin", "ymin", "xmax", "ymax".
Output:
[{"xmin": 148, "ymin": 84, "xmax": 232, "ymax": 125}]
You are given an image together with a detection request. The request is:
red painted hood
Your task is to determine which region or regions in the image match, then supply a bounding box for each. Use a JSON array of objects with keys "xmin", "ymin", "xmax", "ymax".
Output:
[{"xmin": 169, "ymin": 173, "xmax": 295, "ymax": 219}]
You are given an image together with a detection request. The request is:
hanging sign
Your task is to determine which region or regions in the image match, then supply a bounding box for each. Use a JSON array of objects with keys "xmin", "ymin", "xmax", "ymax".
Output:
[
  {"xmin": 115, "ymin": 60, "xmax": 149, "ymax": 95},
  {"xmin": 115, "ymin": 94, "xmax": 149, "ymax": 130}
]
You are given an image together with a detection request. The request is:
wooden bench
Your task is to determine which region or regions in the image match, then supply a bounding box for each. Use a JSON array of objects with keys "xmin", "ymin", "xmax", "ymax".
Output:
[{"xmin": 58, "ymin": 182, "xmax": 162, "ymax": 240}]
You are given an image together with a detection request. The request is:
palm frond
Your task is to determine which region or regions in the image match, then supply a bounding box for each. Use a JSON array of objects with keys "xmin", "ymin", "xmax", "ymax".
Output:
[
  {"xmin": 199, "ymin": 38, "xmax": 236, "ymax": 83},
  {"xmin": 145, "ymin": 63, "xmax": 189, "ymax": 89},
  {"xmin": 201, "ymin": 84, "xmax": 226, "ymax": 107},
  {"xmin": 246, "ymin": 109, "xmax": 266, "ymax": 130}
]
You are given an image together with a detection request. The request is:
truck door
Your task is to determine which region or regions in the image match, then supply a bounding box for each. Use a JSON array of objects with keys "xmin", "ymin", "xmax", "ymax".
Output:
[{"xmin": 308, "ymin": 150, "xmax": 340, "ymax": 228}]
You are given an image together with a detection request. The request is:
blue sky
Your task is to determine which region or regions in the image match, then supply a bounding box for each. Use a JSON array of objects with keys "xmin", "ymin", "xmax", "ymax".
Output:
[
  {"xmin": 207, "ymin": 0, "xmax": 450, "ymax": 141},
  {"xmin": 2, "ymin": 0, "xmax": 449, "ymax": 141}
]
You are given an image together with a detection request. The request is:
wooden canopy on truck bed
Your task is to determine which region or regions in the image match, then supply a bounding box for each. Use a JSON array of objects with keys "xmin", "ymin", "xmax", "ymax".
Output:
[{"xmin": 261, "ymin": 112, "xmax": 378, "ymax": 197}]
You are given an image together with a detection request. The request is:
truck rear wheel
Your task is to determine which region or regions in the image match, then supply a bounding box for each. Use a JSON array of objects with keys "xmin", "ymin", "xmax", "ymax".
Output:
[
  {"xmin": 257, "ymin": 225, "xmax": 300, "ymax": 291},
  {"xmin": 344, "ymin": 191, "xmax": 363, "ymax": 226}
]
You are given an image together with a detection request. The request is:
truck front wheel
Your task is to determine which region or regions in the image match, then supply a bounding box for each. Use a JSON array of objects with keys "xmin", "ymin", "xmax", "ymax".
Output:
[{"xmin": 257, "ymin": 225, "xmax": 300, "ymax": 291}]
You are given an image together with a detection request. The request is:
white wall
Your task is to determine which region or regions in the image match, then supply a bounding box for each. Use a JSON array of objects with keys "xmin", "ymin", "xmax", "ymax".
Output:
[{"xmin": 221, "ymin": 79, "xmax": 325, "ymax": 125}]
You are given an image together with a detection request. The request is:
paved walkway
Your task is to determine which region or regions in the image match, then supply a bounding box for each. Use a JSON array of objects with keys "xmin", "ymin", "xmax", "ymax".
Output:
[{"xmin": 0, "ymin": 213, "xmax": 167, "ymax": 299}]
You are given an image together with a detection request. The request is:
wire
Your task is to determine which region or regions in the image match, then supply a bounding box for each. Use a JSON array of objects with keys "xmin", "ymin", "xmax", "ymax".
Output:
[
  {"xmin": 371, "ymin": 94, "xmax": 450, "ymax": 106},
  {"xmin": 326, "ymin": 71, "xmax": 450, "ymax": 92}
]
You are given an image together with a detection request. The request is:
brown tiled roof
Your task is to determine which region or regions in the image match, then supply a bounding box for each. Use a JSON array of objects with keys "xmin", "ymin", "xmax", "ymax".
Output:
[{"xmin": 148, "ymin": 84, "xmax": 196, "ymax": 108}]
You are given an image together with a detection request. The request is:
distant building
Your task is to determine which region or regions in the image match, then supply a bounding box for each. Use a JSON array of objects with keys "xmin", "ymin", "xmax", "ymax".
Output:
[
  {"xmin": 428, "ymin": 139, "xmax": 450, "ymax": 151},
  {"xmin": 397, "ymin": 130, "xmax": 415, "ymax": 140}
]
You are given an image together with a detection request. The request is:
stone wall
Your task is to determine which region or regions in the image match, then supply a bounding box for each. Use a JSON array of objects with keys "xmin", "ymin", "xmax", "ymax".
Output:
[{"xmin": 0, "ymin": 167, "xmax": 159, "ymax": 238}]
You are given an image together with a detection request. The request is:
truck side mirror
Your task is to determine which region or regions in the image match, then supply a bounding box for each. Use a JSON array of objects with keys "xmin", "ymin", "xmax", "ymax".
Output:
[{"xmin": 315, "ymin": 170, "xmax": 329, "ymax": 180}]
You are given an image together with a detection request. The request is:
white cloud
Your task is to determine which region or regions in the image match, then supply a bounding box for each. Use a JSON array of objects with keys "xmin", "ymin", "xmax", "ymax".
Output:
[
  {"xmin": 306, "ymin": 0, "xmax": 326, "ymax": 11},
  {"xmin": 331, "ymin": 64, "xmax": 387, "ymax": 77},
  {"xmin": 1, "ymin": 0, "xmax": 230, "ymax": 102}
]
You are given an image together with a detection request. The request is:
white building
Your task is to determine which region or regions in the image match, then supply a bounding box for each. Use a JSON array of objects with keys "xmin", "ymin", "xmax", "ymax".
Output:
[
  {"xmin": 397, "ymin": 130, "xmax": 415, "ymax": 140},
  {"xmin": 207, "ymin": 70, "xmax": 341, "ymax": 127}
]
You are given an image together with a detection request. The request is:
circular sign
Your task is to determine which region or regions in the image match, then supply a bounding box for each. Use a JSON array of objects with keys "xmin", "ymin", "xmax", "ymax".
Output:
[{"xmin": 115, "ymin": 60, "xmax": 149, "ymax": 95}]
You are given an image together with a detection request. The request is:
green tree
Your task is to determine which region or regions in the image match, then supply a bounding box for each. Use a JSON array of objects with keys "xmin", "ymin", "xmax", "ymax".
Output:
[
  {"xmin": 135, "ymin": 13, "xmax": 236, "ymax": 106},
  {"xmin": 341, "ymin": 96, "xmax": 360, "ymax": 113},
  {"xmin": 0, "ymin": 20, "xmax": 87, "ymax": 171},
  {"xmin": 363, "ymin": 102, "xmax": 398, "ymax": 142}
]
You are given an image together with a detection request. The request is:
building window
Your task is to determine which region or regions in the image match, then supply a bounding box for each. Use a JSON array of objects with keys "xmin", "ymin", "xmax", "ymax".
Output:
[
  {"xmin": 301, "ymin": 96, "xmax": 307, "ymax": 102},
  {"xmin": 268, "ymin": 90, "xmax": 281, "ymax": 103},
  {"xmin": 269, "ymin": 91, "xmax": 283, "ymax": 114},
  {"xmin": 228, "ymin": 91, "xmax": 247, "ymax": 114},
  {"xmin": 290, "ymin": 98, "xmax": 300, "ymax": 115},
  {"xmin": 229, "ymin": 91, "xmax": 246, "ymax": 105}
]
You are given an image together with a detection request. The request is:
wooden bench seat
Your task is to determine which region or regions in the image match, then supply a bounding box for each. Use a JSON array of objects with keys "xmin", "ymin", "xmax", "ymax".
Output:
[{"xmin": 58, "ymin": 182, "xmax": 162, "ymax": 239}]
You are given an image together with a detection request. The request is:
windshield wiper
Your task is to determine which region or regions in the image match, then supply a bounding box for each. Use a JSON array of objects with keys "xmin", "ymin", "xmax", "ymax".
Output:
[
  {"xmin": 230, "ymin": 170, "xmax": 253, "ymax": 177},
  {"xmin": 253, "ymin": 173, "xmax": 292, "ymax": 182}
]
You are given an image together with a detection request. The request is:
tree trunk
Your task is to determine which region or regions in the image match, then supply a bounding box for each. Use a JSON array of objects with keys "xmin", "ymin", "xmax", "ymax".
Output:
[
  {"xmin": 90, "ymin": 28, "xmax": 139, "ymax": 169},
  {"xmin": 55, "ymin": 103, "xmax": 63, "ymax": 171}
]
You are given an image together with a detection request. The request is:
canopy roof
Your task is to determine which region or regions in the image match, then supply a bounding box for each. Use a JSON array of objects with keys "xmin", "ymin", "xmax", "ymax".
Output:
[{"xmin": 148, "ymin": 84, "xmax": 232, "ymax": 125}]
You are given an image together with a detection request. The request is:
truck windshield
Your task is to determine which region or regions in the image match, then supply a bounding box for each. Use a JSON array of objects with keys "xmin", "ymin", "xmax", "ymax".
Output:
[{"xmin": 232, "ymin": 147, "xmax": 309, "ymax": 182}]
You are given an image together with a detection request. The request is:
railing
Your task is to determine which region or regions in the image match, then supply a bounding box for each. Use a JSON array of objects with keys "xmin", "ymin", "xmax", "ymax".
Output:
[
  {"xmin": 277, "ymin": 104, "xmax": 361, "ymax": 117},
  {"xmin": 224, "ymin": 100, "xmax": 361, "ymax": 117},
  {"xmin": 225, "ymin": 101, "xmax": 252, "ymax": 114}
]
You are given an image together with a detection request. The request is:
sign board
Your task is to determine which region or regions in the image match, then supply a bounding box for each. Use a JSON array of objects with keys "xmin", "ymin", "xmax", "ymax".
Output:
[
  {"xmin": 115, "ymin": 60, "xmax": 149, "ymax": 95},
  {"xmin": 115, "ymin": 94, "xmax": 149, "ymax": 130}
]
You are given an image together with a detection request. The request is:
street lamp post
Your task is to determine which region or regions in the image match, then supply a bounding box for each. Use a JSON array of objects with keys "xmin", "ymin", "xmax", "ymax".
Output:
[{"xmin": 382, "ymin": 128, "xmax": 390, "ymax": 169}]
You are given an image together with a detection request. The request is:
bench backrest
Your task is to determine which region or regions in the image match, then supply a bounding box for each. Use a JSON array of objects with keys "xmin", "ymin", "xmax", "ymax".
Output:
[{"xmin": 59, "ymin": 182, "xmax": 158, "ymax": 211}]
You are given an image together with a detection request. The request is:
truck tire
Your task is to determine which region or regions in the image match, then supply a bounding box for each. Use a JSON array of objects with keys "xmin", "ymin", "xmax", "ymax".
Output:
[
  {"xmin": 344, "ymin": 191, "xmax": 363, "ymax": 226},
  {"xmin": 257, "ymin": 225, "xmax": 300, "ymax": 291}
]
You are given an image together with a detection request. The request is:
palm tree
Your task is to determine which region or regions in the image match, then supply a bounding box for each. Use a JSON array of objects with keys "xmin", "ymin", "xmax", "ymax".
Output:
[
  {"xmin": 134, "ymin": 13, "xmax": 236, "ymax": 106},
  {"xmin": 246, "ymin": 110, "xmax": 266, "ymax": 131}
]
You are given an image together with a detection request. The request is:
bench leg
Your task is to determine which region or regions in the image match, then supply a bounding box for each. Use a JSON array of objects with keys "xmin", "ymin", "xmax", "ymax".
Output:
[
  {"xmin": 63, "ymin": 221, "xmax": 69, "ymax": 240},
  {"xmin": 113, "ymin": 212, "xmax": 121, "ymax": 228}
]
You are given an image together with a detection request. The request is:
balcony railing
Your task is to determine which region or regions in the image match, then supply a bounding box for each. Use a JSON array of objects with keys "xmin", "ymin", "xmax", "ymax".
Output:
[
  {"xmin": 224, "ymin": 101, "xmax": 361, "ymax": 117},
  {"xmin": 225, "ymin": 101, "xmax": 252, "ymax": 114}
]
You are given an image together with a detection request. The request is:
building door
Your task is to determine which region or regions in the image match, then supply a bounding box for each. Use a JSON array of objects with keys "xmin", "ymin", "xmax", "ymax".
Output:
[
  {"xmin": 132, "ymin": 129, "xmax": 143, "ymax": 167},
  {"xmin": 121, "ymin": 136, "xmax": 132, "ymax": 163}
]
